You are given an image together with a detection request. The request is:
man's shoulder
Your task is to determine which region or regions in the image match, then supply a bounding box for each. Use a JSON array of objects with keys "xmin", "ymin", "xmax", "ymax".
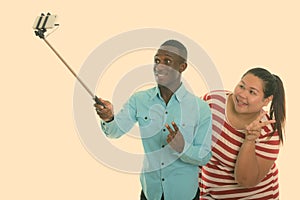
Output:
[
  {"xmin": 131, "ymin": 86, "xmax": 156, "ymax": 98},
  {"xmin": 182, "ymin": 91, "xmax": 210, "ymax": 110}
]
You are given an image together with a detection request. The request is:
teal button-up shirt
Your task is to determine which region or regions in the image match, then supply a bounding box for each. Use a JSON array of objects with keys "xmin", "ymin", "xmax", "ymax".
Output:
[{"xmin": 101, "ymin": 84, "xmax": 212, "ymax": 200}]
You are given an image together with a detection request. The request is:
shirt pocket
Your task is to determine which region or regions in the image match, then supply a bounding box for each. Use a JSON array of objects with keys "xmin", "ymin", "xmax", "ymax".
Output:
[
  {"xmin": 177, "ymin": 121, "xmax": 196, "ymax": 143},
  {"xmin": 136, "ymin": 113, "xmax": 152, "ymax": 128},
  {"xmin": 136, "ymin": 112, "xmax": 165, "ymax": 139}
]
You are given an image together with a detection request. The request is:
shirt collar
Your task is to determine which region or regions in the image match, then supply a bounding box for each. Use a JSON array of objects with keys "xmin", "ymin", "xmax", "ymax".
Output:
[{"xmin": 151, "ymin": 83, "xmax": 187, "ymax": 102}]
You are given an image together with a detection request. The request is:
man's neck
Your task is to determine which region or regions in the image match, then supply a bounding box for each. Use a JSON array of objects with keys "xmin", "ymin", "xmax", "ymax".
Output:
[{"xmin": 158, "ymin": 83, "xmax": 181, "ymax": 105}]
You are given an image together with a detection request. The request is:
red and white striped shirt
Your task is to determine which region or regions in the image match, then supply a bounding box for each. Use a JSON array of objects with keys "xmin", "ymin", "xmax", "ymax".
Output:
[{"xmin": 200, "ymin": 90, "xmax": 280, "ymax": 200}]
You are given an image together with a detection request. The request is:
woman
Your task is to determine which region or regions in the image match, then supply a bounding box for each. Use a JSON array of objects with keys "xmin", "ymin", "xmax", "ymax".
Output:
[{"xmin": 200, "ymin": 67, "xmax": 286, "ymax": 199}]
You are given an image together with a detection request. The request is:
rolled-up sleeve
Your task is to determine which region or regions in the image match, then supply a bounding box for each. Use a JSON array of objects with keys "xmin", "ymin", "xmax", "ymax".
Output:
[{"xmin": 101, "ymin": 94, "xmax": 138, "ymax": 138}]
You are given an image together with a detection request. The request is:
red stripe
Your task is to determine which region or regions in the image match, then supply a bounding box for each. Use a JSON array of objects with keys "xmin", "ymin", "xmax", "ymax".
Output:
[
  {"xmin": 212, "ymin": 114, "xmax": 226, "ymax": 125},
  {"xmin": 214, "ymin": 136, "xmax": 240, "ymax": 156},
  {"xmin": 210, "ymin": 103, "xmax": 225, "ymax": 115},
  {"xmin": 223, "ymin": 122, "xmax": 245, "ymax": 138},
  {"xmin": 204, "ymin": 93, "xmax": 227, "ymax": 104},
  {"xmin": 212, "ymin": 148, "xmax": 236, "ymax": 167},
  {"xmin": 256, "ymin": 145, "xmax": 279, "ymax": 154}
]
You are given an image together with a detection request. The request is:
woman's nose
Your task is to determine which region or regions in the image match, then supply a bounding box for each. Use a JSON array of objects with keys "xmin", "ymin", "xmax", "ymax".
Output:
[{"xmin": 238, "ymin": 89, "xmax": 248, "ymax": 98}]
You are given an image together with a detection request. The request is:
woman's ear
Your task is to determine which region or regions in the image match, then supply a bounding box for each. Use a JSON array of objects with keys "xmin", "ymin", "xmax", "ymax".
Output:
[{"xmin": 263, "ymin": 95, "xmax": 273, "ymax": 106}]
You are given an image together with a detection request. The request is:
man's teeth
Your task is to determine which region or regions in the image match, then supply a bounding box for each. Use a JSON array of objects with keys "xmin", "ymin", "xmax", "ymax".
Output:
[{"xmin": 156, "ymin": 72, "xmax": 167, "ymax": 76}]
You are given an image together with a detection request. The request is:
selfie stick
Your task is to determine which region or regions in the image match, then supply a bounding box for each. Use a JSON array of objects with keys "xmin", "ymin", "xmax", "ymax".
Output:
[{"xmin": 33, "ymin": 12, "xmax": 104, "ymax": 106}]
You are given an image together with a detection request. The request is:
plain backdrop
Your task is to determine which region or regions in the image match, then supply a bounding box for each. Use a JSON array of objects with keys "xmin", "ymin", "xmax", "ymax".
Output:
[{"xmin": 1, "ymin": 1, "xmax": 298, "ymax": 199}]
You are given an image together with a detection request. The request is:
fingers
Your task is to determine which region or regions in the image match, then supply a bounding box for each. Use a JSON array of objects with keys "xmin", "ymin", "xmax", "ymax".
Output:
[
  {"xmin": 246, "ymin": 118, "xmax": 276, "ymax": 131},
  {"xmin": 94, "ymin": 98, "xmax": 107, "ymax": 108},
  {"xmin": 93, "ymin": 98, "xmax": 114, "ymax": 121},
  {"xmin": 259, "ymin": 119, "xmax": 276, "ymax": 127},
  {"xmin": 245, "ymin": 111, "xmax": 276, "ymax": 141},
  {"xmin": 165, "ymin": 124, "xmax": 174, "ymax": 143},
  {"xmin": 165, "ymin": 122, "xmax": 178, "ymax": 134},
  {"xmin": 166, "ymin": 122, "xmax": 179, "ymax": 143},
  {"xmin": 254, "ymin": 110, "xmax": 276, "ymax": 124},
  {"xmin": 255, "ymin": 110, "xmax": 268, "ymax": 122},
  {"xmin": 94, "ymin": 98, "xmax": 112, "ymax": 110},
  {"xmin": 171, "ymin": 121, "xmax": 179, "ymax": 132}
]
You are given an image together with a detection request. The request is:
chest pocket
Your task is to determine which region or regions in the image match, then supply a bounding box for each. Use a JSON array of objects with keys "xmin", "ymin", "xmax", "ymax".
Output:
[
  {"xmin": 177, "ymin": 121, "xmax": 196, "ymax": 144},
  {"xmin": 136, "ymin": 114, "xmax": 152, "ymax": 127},
  {"xmin": 136, "ymin": 104, "xmax": 166, "ymax": 128},
  {"xmin": 136, "ymin": 113, "xmax": 165, "ymax": 128},
  {"xmin": 136, "ymin": 112, "xmax": 165, "ymax": 139}
]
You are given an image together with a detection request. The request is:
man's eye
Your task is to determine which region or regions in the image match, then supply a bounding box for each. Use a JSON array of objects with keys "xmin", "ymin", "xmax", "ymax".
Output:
[
  {"xmin": 239, "ymin": 84, "xmax": 245, "ymax": 89},
  {"xmin": 154, "ymin": 59, "xmax": 160, "ymax": 64},
  {"xmin": 165, "ymin": 59, "xmax": 171, "ymax": 65}
]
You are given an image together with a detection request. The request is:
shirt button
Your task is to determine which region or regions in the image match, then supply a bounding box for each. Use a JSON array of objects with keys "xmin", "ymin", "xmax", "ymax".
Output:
[
  {"xmin": 165, "ymin": 111, "xmax": 168, "ymax": 114},
  {"xmin": 162, "ymin": 178, "xmax": 165, "ymax": 181},
  {"xmin": 161, "ymin": 162, "xmax": 164, "ymax": 165},
  {"xmin": 163, "ymin": 128, "xmax": 166, "ymax": 132},
  {"xmin": 162, "ymin": 145, "xmax": 165, "ymax": 148}
]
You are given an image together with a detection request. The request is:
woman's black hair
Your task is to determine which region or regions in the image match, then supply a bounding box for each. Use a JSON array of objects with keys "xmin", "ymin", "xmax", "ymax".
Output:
[{"xmin": 243, "ymin": 67, "xmax": 286, "ymax": 143}]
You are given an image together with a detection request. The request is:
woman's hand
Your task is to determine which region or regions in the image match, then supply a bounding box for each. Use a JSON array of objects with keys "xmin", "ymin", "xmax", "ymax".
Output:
[{"xmin": 245, "ymin": 111, "xmax": 276, "ymax": 142}]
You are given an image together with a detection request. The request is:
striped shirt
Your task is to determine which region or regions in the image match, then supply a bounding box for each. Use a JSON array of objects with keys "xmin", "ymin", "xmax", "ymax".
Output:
[{"xmin": 200, "ymin": 90, "xmax": 280, "ymax": 200}]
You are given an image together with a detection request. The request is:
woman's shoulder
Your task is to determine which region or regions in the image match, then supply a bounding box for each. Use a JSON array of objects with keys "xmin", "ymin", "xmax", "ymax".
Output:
[{"xmin": 202, "ymin": 90, "xmax": 231, "ymax": 102}]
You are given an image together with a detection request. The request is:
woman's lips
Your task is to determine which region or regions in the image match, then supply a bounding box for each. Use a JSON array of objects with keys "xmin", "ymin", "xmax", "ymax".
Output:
[{"xmin": 236, "ymin": 96, "xmax": 248, "ymax": 106}]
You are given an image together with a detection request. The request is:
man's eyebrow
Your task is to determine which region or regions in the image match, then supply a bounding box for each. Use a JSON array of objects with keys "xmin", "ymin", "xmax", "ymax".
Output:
[{"xmin": 154, "ymin": 52, "xmax": 175, "ymax": 59}]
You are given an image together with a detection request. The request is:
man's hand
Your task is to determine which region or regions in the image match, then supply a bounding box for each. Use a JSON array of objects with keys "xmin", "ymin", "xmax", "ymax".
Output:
[
  {"xmin": 165, "ymin": 122, "xmax": 185, "ymax": 153},
  {"xmin": 94, "ymin": 98, "xmax": 114, "ymax": 122}
]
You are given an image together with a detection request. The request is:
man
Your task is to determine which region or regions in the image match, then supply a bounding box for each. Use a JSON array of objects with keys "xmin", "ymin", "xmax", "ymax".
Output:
[{"xmin": 94, "ymin": 40, "xmax": 212, "ymax": 200}]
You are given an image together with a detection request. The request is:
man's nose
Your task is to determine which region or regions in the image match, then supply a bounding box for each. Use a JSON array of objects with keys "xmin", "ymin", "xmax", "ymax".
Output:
[{"xmin": 154, "ymin": 63, "xmax": 167, "ymax": 71}]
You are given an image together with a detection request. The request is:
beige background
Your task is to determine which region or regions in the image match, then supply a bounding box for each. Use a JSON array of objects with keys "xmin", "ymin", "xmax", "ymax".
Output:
[{"xmin": 1, "ymin": 0, "xmax": 298, "ymax": 199}]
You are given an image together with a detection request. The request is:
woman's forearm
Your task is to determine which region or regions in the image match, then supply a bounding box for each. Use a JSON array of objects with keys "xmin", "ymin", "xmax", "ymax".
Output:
[{"xmin": 234, "ymin": 140, "xmax": 260, "ymax": 187}]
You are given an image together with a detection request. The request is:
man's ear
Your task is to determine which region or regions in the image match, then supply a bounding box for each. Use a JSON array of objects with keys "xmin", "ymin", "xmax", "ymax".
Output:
[{"xmin": 179, "ymin": 63, "xmax": 187, "ymax": 73}]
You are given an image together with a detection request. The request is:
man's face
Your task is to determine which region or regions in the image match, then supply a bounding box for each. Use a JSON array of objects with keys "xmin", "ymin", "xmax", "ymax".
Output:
[{"xmin": 153, "ymin": 48, "xmax": 185, "ymax": 90}]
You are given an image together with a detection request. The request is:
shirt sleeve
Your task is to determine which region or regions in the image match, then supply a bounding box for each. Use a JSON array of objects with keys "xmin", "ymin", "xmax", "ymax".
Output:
[
  {"xmin": 178, "ymin": 100, "xmax": 213, "ymax": 166},
  {"xmin": 101, "ymin": 94, "xmax": 137, "ymax": 138},
  {"xmin": 255, "ymin": 123, "xmax": 280, "ymax": 161}
]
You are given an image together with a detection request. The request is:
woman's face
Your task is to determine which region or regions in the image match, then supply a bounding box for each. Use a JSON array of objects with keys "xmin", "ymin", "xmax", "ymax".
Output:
[{"xmin": 232, "ymin": 73, "xmax": 271, "ymax": 114}]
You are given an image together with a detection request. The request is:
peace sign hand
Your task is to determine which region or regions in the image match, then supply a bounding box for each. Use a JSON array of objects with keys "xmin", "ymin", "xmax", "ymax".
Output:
[
  {"xmin": 245, "ymin": 111, "xmax": 276, "ymax": 142},
  {"xmin": 165, "ymin": 122, "xmax": 185, "ymax": 153}
]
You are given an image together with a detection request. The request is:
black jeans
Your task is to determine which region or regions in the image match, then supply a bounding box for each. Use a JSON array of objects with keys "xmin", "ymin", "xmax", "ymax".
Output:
[{"xmin": 140, "ymin": 188, "xmax": 200, "ymax": 200}]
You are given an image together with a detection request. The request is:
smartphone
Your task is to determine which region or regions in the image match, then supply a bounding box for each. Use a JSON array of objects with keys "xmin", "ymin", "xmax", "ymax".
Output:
[{"xmin": 33, "ymin": 13, "xmax": 58, "ymax": 30}]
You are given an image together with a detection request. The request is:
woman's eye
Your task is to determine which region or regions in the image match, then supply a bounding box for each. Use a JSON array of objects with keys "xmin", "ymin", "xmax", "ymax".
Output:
[
  {"xmin": 239, "ymin": 84, "xmax": 245, "ymax": 89},
  {"xmin": 250, "ymin": 90, "xmax": 257, "ymax": 95}
]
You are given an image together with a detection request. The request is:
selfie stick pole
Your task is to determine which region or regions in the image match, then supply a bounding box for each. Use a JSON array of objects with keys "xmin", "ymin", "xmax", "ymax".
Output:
[
  {"xmin": 43, "ymin": 38, "xmax": 95, "ymax": 98},
  {"xmin": 33, "ymin": 13, "xmax": 103, "ymax": 105}
]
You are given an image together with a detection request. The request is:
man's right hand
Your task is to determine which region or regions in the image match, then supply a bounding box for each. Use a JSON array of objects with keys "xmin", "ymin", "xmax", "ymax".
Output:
[{"xmin": 94, "ymin": 98, "xmax": 114, "ymax": 122}]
